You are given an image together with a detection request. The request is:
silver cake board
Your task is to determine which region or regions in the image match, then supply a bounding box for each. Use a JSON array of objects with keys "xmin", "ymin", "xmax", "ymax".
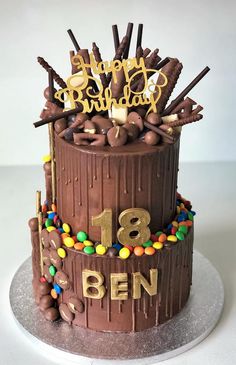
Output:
[{"xmin": 9, "ymin": 250, "xmax": 224, "ymax": 364}]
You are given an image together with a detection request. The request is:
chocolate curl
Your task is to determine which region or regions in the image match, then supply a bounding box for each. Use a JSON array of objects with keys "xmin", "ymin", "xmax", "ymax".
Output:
[
  {"xmin": 48, "ymin": 68, "xmax": 55, "ymax": 102},
  {"xmin": 92, "ymin": 42, "xmax": 109, "ymax": 88},
  {"xmin": 36, "ymin": 191, "xmax": 43, "ymax": 276},
  {"xmin": 136, "ymin": 24, "xmax": 143, "ymax": 50},
  {"xmin": 171, "ymin": 97, "xmax": 196, "ymax": 115},
  {"xmin": 123, "ymin": 22, "xmax": 134, "ymax": 59},
  {"xmin": 136, "ymin": 49, "xmax": 160, "ymax": 92},
  {"xmin": 154, "ymin": 59, "xmax": 183, "ymax": 114},
  {"xmin": 144, "ymin": 120, "xmax": 175, "ymax": 143},
  {"xmin": 67, "ymin": 29, "xmax": 80, "ymax": 52},
  {"xmin": 34, "ymin": 106, "xmax": 82, "ymax": 128},
  {"xmin": 192, "ymin": 105, "xmax": 203, "ymax": 115},
  {"xmin": 162, "ymin": 66, "xmax": 210, "ymax": 116},
  {"xmin": 136, "ymin": 46, "xmax": 143, "ymax": 59},
  {"xmin": 112, "ymin": 24, "xmax": 120, "ymax": 51},
  {"xmin": 77, "ymin": 49, "xmax": 99, "ymax": 93},
  {"xmin": 143, "ymin": 48, "xmax": 151, "ymax": 58},
  {"xmin": 166, "ymin": 113, "xmax": 203, "ymax": 128},
  {"xmin": 37, "ymin": 57, "xmax": 67, "ymax": 89},
  {"xmin": 107, "ymin": 35, "xmax": 129, "ymax": 84}
]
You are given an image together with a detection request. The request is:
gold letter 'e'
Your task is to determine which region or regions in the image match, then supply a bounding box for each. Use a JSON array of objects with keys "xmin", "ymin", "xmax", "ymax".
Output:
[{"xmin": 110, "ymin": 273, "xmax": 128, "ymax": 300}]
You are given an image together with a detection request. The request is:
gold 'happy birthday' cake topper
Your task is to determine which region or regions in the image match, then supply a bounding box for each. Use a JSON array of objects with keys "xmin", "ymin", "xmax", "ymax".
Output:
[{"xmin": 54, "ymin": 53, "xmax": 168, "ymax": 114}]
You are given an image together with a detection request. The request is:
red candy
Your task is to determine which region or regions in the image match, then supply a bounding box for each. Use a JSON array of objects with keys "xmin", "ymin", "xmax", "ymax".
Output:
[
  {"xmin": 124, "ymin": 245, "xmax": 134, "ymax": 253},
  {"xmin": 171, "ymin": 227, "xmax": 177, "ymax": 235},
  {"xmin": 150, "ymin": 234, "xmax": 158, "ymax": 242},
  {"xmin": 40, "ymin": 277, "xmax": 46, "ymax": 283}
]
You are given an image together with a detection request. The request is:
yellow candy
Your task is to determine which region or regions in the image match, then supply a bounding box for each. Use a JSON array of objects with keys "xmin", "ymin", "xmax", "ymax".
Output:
[
  {"xmin": 153, "ymin": 242, "xmax": 163, "ymax": 250},
  {"xmin": 180, "ymin": 203, "xmax": 185, "ymax": 208},
  {"xmin": 119, "ymin": 247, "xmax": 130, "ymax": 259},
  {"xmin": 176, "ymin": 206, "xmax": 181, "ymax": 214},
  {"xmin": 96, "ymin": 244, "xmax": 107, "ymax": 255},
  {"xmin": 57, "ymin": 248, "xmax": 66, "ymax": 258},
  {"xmin": 62, "ymin": 223, "xmax": 70, "ymax": 233},
  {"xmin": 172, "ymin": 221, "xmax": 179, "ymax": 228},
  {"xmin": 64, "ymin": 237, "xmax": 75, "ymax": 248},
  {"xmin": 42, "ymin": 154, "xmax": 51, "ymax": 163},
  {"xmin": 46, "ymin": 226, "xmax": 56, "ymax": 232},
  {"xmin": 167, "ymin": 235, "xmax": 177, "ymax": 243},
  {"xmin": 84, "ymin": 240, "xmax": 93, "ymax": 247}
]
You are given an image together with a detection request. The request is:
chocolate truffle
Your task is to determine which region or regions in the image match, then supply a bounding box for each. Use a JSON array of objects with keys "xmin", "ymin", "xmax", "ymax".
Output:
[
  {"xmin": 91, "ymin": 116, "xmax": 113, "ymax": 135},
  {"xmin": 59, "ymin": 303, "xmax": 74, "ymax": 324},
  {"xmin": 42, "ymin": 248, "xmax": 51, "ymax": 266},
  {"xmin": 50, "ymin": 250, "xmax": 62, "ymax": 269},
  {"xmin": 28, "ymin": 217, "xmax": 38, "ymax": 232},
  {"xmin": 55, "ymin": 271, "xmax": 70, "ymax": 290},
  {"xmin": 123, "ymin": 122, "xmax": 139, "ymax": 142},
  {"xmin": 41, "ymin": 228, "xmax": 50, "ymax": 248},
  {"xmin": 146, "ymin": 112, "xmax": 162, "ymax": 126},
  {"xmin": 49, "ymin": 230, "xmax": 62, "ymax": 249},
  {"xmin": 54, "ymin": 118, "xmax": 67, "ymax": 134},
  {"xmin": 44, "ymin": 307, "xmax": 60, "ymax": 322},
  {"xmin": 144, "ymin": 131, "xmax": 161, "ymax": 145},
  {"xmin": 107, "ymin": 126, "xmax": 128, "ymax": 147},
  {"xmin": 68, "ymin": 297, "xmax": 84, "ymax": 314},
  {"xmin": 39, "ymin": 295, "xmax": 55, "ymax": 311},
  {"xmin": 127, "ymin": 112, "xmax": 144, "ymax": 131},
  {"xmin": 38, "ymin": 281, "xmax": 52, "ymax": 296}
]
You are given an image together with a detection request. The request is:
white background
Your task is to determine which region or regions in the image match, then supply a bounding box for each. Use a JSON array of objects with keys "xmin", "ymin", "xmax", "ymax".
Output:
[{"xmin": 0, "ymin": 0, "xmax": 236, "ymax": 165}]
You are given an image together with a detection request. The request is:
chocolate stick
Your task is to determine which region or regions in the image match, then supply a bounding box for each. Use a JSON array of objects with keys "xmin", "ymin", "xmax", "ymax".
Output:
[
  {"xmin": 37, "ymin": 57, "xmax": 67, "ymax": 89},
  {"xmin": 123, "ymin": 22, "xmax": 133, "ymax": 59},
  {"xmin": 92, "ymin": 42, "xmax": 109, "ymax": 88},
  {"xmin": 47, "ymin": 68, "xmax": 56, "ymax": 203},
  {"xmin": 67, "ymin": 29, "xmax": 80, "ymax": 52},
  {"xmin": 112, "ymin": 24, "xmax": 120, "ymax": 51},
  {"xmin": 166, "ymin": 113, "xmax": 203, "ymax": 128},
  {"xmin": 36, "ymin": 190, "xmax": 43, "ymax": 276},
  {"xmin": 34, "ymin": 107, "xmax": 82, "ymax": 128},
  {"xmin": 144, "ymin": 120, "xmax": 175, "ymax": 142},
  {"xmin": 136, "ymin": 23, "xmax": 143, "ymax": 50},
  {"xmin": 162, "ymin": 66, "xmax": 210, "ymax": 116}
]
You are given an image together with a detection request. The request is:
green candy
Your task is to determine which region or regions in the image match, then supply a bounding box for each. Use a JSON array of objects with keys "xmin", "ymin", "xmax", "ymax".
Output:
[
  {"xmin": 143, "ymin": 240, "xmax": 153, "ymax": 248},
  {"xmin": 176, "ymin": 231, "xmax": 185, "ymax": 241},
  {"xmin": 77, "ymin": 231, "xmax": 88, "ymax": 242},
  {"xmin": 84, "ymin": 246, "xmax": 95, "ymax": 255},
  {"xmin": 188, "ymin": 212, "xmax": 194, "ymax": 221},
  {"xmin": 49, "ymin": 265, "xmax": 56, "ymax": 276},
  {"xmin": 178, "ymin": 225, "xmax": 188, "ymax": 235},
  {"xmin": 45, "ymin": 218, "xmax": 53, "ymax": 228},
  {"xmin": 155, "ymin": 231, "xmax": 163, "ymax": 237}
]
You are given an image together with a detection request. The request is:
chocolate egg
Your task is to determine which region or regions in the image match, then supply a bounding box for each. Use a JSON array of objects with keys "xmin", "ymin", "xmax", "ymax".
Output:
[
  {"xmin": 41, "ymin": 228, "xmax": 50, "ymax": 248},
  {"xmin": 91, "ymin": 116, "xmax": 113, "ymax": 135},
  {"xmin": 43, "ymin": 265, "xmax": 53, "ymax": 283},
  {"xmin": 144, "ymin": 131, "xmax": 161, "ymax": 145},
  {"xmin": 146, "ymin": 112, "xmax": 162, "ymax": 126},
  {"xmin": 107, "ymin": 126, "xmax": 128, "ymax": 147},
  {"xmin": 127, "ymin": 112, "xmax": 144, "ymax": 131},
  {"xmin": 55, "ymin": 271, "xmax": 70, "ymax": 290},
  {"xmin": 59, "ymin": 303, "xmax": 75, "ymax": 324},
  {"xmin": 42, "ymin": 248, "xmax": 51, "ymax": 266},
  {"xmin": 28, "ymin": 217, "xmax": 38, "ymax": 232},
  {"xmin": 123, "ymin": 123, "xmax": 139, "ymax": 142},
  {"xmin": 49, "ymin": 230, "xmax": 62, "ymax": 249},
  {"xmin": 54, "ymin": 118, "xmax": 67, "ymax": 134},
  {"xmin": 39, "ymin": 295, "xmax": 55, "ymax": 311},
  {"xmin": 50, "ymin": 250, "xmax": 62, "ymax": 269},
  {"xmin": 44, "ymin": 307, "xmax": 60, "ymax": 321},
  {"xmin": 38, "ymin": 280, "xmax": 52, "ymax": 296},
  {"xmin": 68, "ymin": 297, "xmax": 84, "ymax": 314}
]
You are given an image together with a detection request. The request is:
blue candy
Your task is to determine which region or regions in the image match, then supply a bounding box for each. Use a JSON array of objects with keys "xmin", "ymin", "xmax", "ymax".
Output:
[
  {"xmin": 177, "ymin": 215, "xmax": 186, "ymax": 222},
  {"xmin": 53, "ymin": 284, "xmax": 62, "ymax": 294},
  {"xmin": 112, "ymin": 242, "xmax": 122, "ymax": 251},
  {"xmin": 48, "ymin": 212, "xmax": 56, "ymax": 219},
  {"xmin": 190, "ymin": 210, "xmax": 196, "ymax": 216}
]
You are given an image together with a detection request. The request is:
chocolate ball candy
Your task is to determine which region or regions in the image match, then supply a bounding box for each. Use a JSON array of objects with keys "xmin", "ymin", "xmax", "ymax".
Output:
[
  {"xmin": 74, "ymin": 112, "xmax": 89, "ymax": 127},
  {"xmin": 127, "ymin": 112, "xmax": 144, "ymax": 131},
  {"xmin": 39, "ymin": 295, "xmax": 55, "ymax": 311},
  {"xmin": 43, "ymin": 87, "xmax": 57, "ymax": 100},
  {"xmin": 43, "ymin": 265, "xmax": 53, "ymax": 283},
  {"xmin": 41, "ymin": 228, "xmax": 50, "ymax": 248},
  {"xmin": 107, "ymin": 247, "xmax": 118, "ymax": 257},
  {"xmin": 64, "ymin": 126, "xmax": 79, "ymax": 141},
  {"xmin": 44, "ymin": 307, "xmax": 60, "ymax": 321},
  {"xmin": 135, "ymin": 106, "xmax": 147, "ymax": 118},
  {"xmin": 28, "ymin": 217, "xmax": 38, "ymax": 232},
  {"xmin": 146, "ymin": 112, "xmax": 162, "ymax": 126},
  {"xmin": 159, "ymin": 124, "xmax": 175, "ymax": 144},
  {"xmin": 38, "ymin": 281, "xmax": 52, "ymax": 296},
  {"xmin": 68, "ymin": 297, "xmax": 84, "ymax": 314},
  {"xmin": 123, "ymin": 123, "xmax": 139, "ymax": 142},
  {"xmin": 49, "ymin": 230, "xmax": 62, "ymax": 249},
  {"xmin": 59, "ymin": 303, "xmax": 75, "ymax": 324},
  {"xmin": 107, "ymin": 126, "xmax": 128, "ymax": 147},
  {"xmin": 42, "ymin": 248, "xmax": 51, "ymax": 266},
  {"xmin": 54, "ymin": 271, "xmax": 70, "ymax": 290},
  {"xmin": 50, "ymin": 250, "xmax": 62, "ymax": 269},
  {"xmin": 91, "ymin": 115, "xmax": 113, "ymax": 135},
  {"xmin": 54, "ymin": 118, "xmax": 67, "ymax": 134},
  {"xmin": 144, "ymin": 131, "xmax": 161, "ymax": 145}
]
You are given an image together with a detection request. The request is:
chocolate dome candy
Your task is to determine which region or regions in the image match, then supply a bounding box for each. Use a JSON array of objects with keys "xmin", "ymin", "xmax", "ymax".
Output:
[
  {"xmin": 144, "ymin": 131, "xmax": 161, "ymax": 145},
  {"xmin": 49, "ymin": 230, "xmax": 62, "ymax": 249},
  {"xmin": 39, "ymin": 295, "xmax": 55, "ymax": 311},
  {"xmin": 44, "ymin": 307, "xmax": 60, "ymax": 322},
  {"xmin": 127, "ymin": 112, "xmax": 144, "ymax": 131},
  {"xmin": 91, "ymin": 115, "xmax": 113, "ymax": 135},
  {"xmin": 54, "ymin": 271, "xmax": 70, "ymax": 290},
  {"xmin": 50, "ymin": 250, "xmax": 62, "ymax": 269},
  {"xmin": 28, "ymin": 217, "xmax": 38, "ymax": 232},
  {"xmin": 123, "ymin": 123, "xmax": 139, "ymax": 142},
  {"xmin": 59, "ymin": 303, "xmax": 75, "ymax": 324},
  {"xmin": 107, "ymin": 126, "xmax": 128, "ymax": 147},
  {"xmin": 68, "ymin": 297, "xmax": 84, "ymax": 314},
  {"xmin": 54, "ymin": 118, "xmax": 67, "ymax": 134},
  {"xmin": 42, "ymin": 248, "xmax": 51, "ymax": 266},
  {"xmin": 38, "ymin": 280, "xmax": 52, "ymax": 295},
  {"xmin": 41, "ymin": 228, "xmax": 50, "ymax": 248},
  {"xmin": 146, "ymin": 112, "xmax": 162, "ymax": 126}
]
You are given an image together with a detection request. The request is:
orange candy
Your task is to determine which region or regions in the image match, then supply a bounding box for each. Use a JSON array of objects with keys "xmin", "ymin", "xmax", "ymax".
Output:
[
  {"xmin": 61, "ymin": 233, "xmax": 70, "ymax": 241},
  {"xmin": 178, "ymin": 221, "xmax": 187, "ymax": 227},
  {"xmin": 144, "ymin": 246, "xmax": 155, "ymax": 255},
  {"xmin": 51, "ymin": 288, "xmax": 58, "ymax": 299},
  {"xmin": 51, "ymin": 203, "xmax": 57, "ymax": 212},
  {"xmin": 186, "ymin": 220, "xmax": 193, "ymax": 227},
  {"xmin": 134, "ymin": 246, "xmax": 145, "ymax": 256},
  {"xmin": 74, "ymin": 242, "xmax": 85, "ymax": 251},
  {"xmin": 158, "ymin": 233, "xmax": 167, "ymax": 243}
]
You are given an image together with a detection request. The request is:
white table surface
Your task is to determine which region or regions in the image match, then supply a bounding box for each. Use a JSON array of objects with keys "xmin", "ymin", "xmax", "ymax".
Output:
[{"xmin": 0, "ymin": 162, "xmax": 235, "ymax": 365}]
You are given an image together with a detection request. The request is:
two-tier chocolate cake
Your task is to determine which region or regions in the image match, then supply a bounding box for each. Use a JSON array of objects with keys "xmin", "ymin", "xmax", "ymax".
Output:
[{"xmin": 28, "ymin": 23, "xmax": 209, "ymax": 334}]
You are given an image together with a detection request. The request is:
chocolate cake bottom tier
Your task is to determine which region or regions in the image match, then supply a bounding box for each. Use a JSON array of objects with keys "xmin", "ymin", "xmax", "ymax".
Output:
[{"xmin": 30, "ymin": 218, "xmax": 193, "ymax": 333}]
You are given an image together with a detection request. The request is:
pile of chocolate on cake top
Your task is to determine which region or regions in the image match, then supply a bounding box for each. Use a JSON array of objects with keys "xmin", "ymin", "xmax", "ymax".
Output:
[{"xmin": 34, "ymin": 23, "xmax": 209, "ymax": 148}]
